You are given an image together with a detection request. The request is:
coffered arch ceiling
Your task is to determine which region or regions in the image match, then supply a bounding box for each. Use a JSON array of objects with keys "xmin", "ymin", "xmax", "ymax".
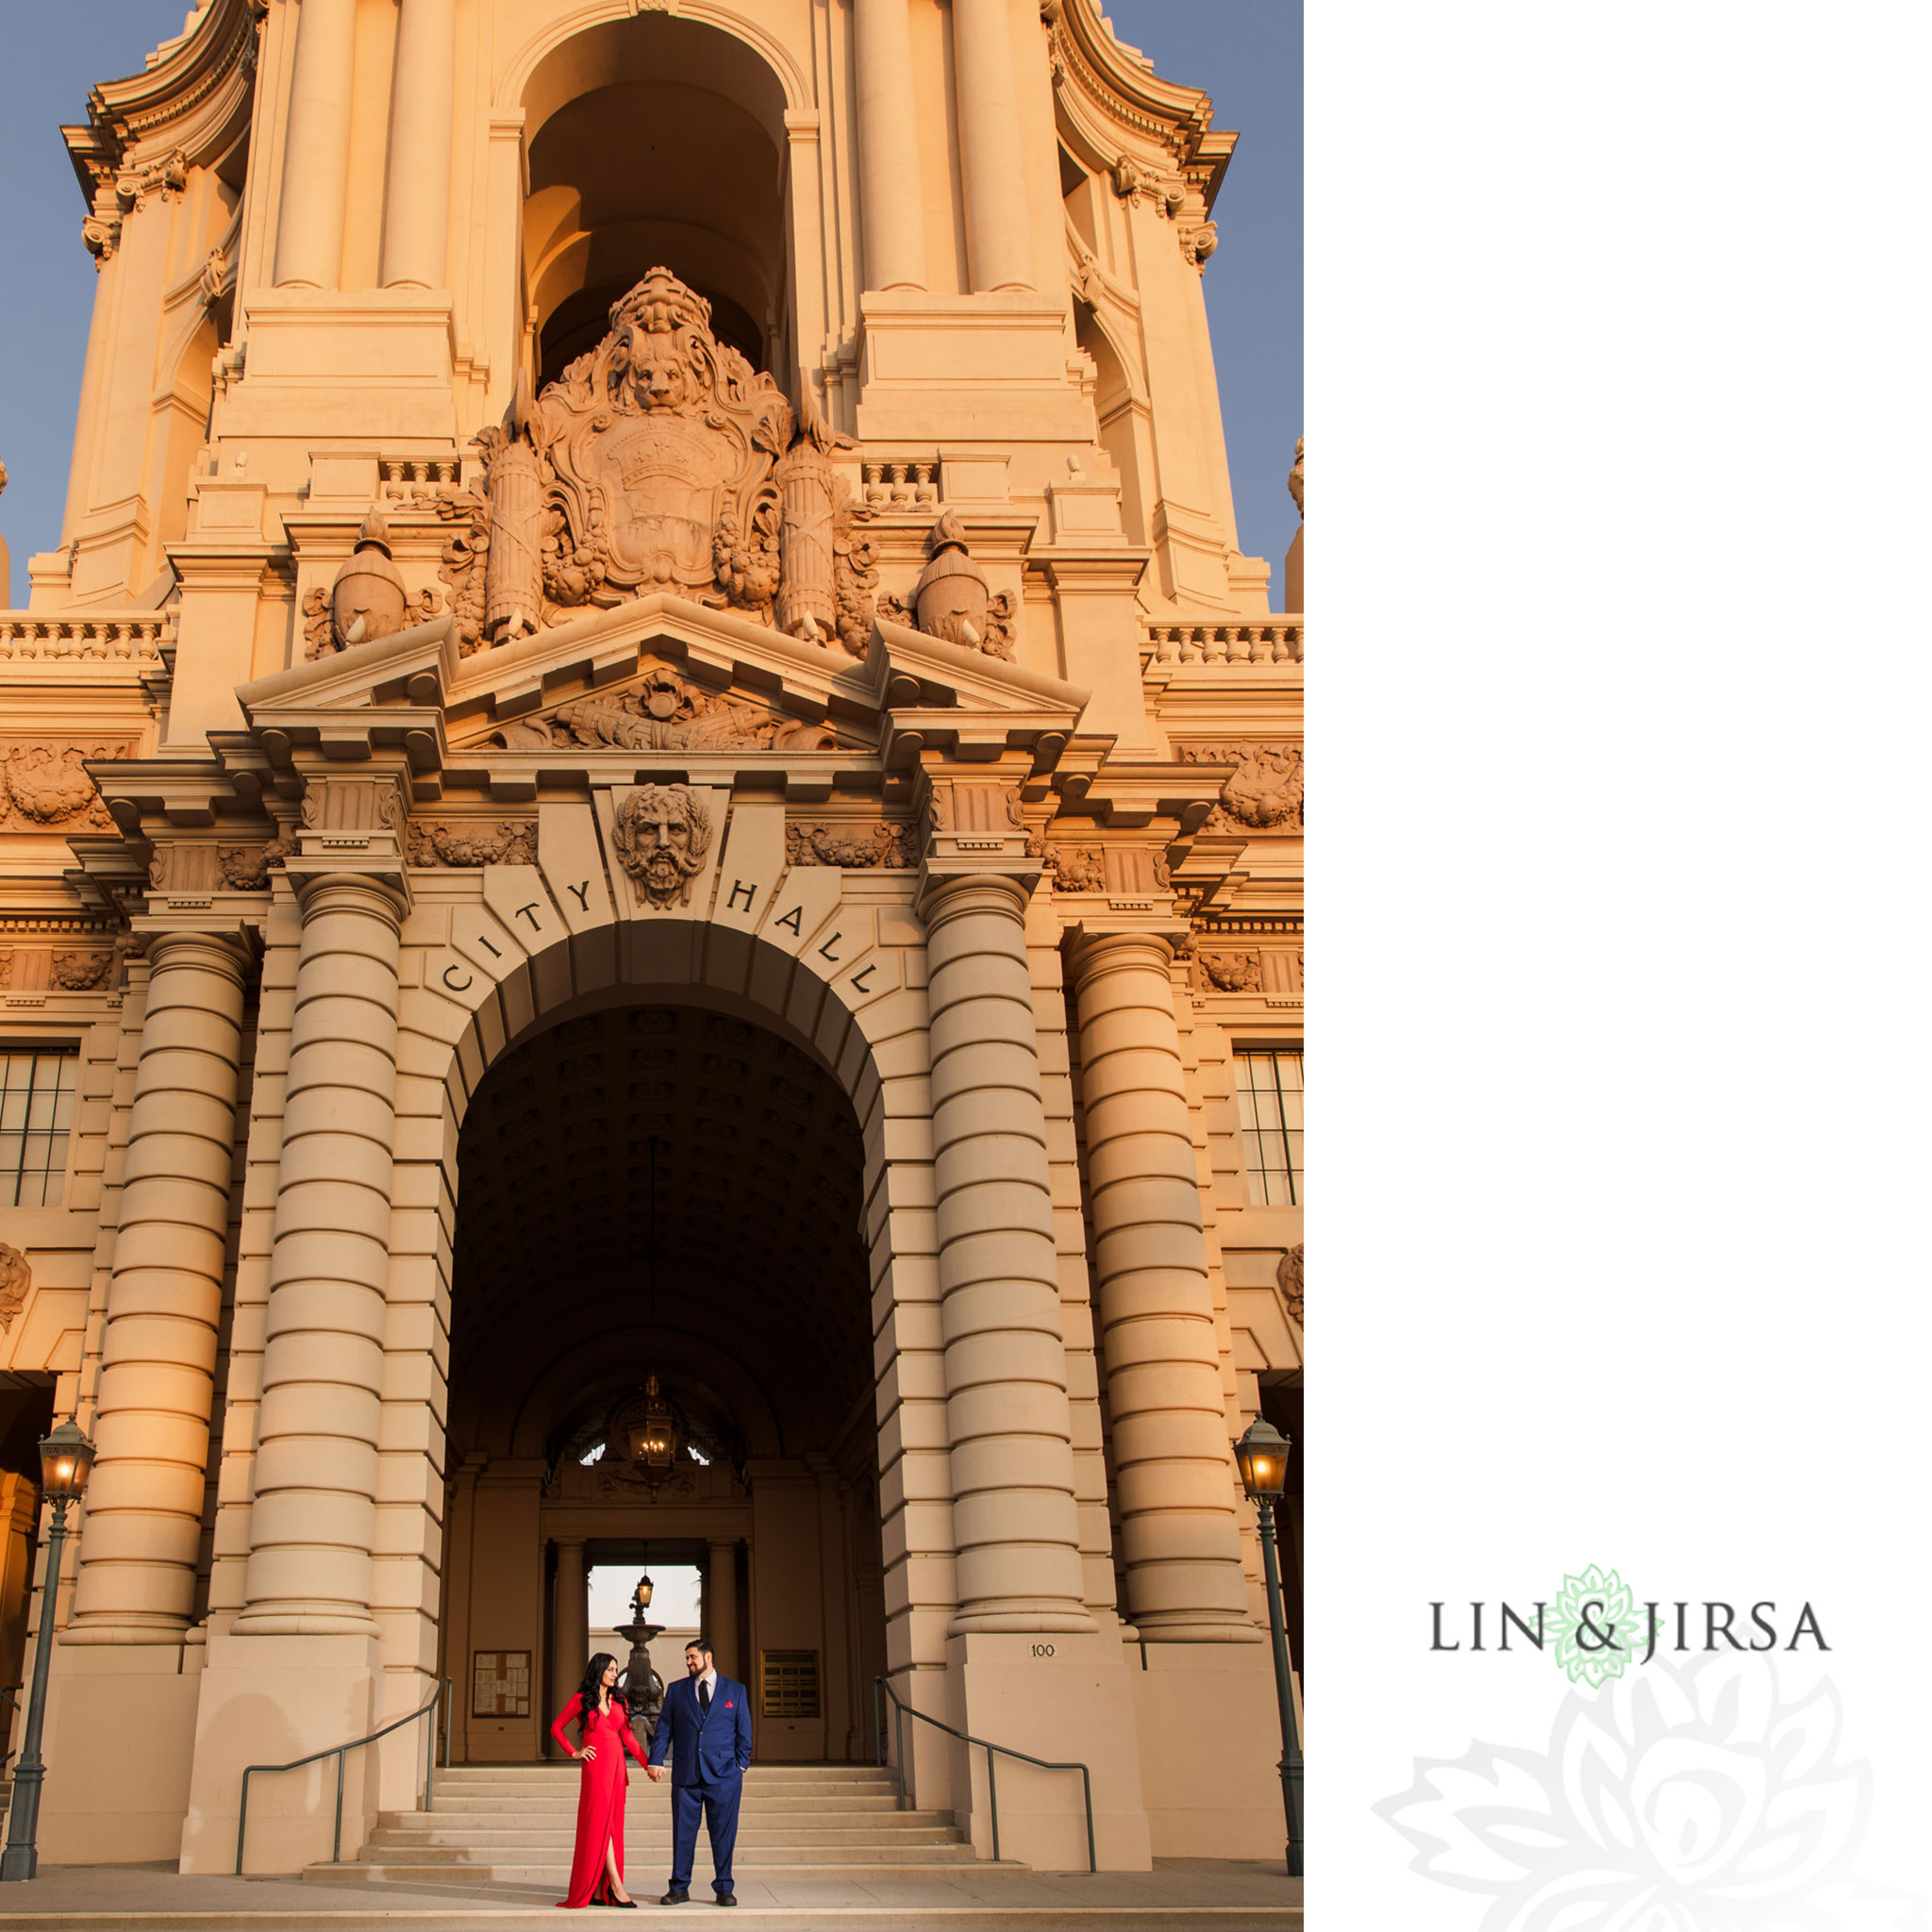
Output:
[{"xmin": 448, "ymin": 1003, "xmax": 871, "ymax": 1462}]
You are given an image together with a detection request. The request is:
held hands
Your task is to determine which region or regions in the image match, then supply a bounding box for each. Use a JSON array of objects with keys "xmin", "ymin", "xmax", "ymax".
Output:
[{"xmin": 646, "ymin": 1764, "xmax": 665, "ymax": 1782}]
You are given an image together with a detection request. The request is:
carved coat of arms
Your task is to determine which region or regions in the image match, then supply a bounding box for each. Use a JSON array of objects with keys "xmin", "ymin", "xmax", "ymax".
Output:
[{"xmin": 440, "ymin": 269, "xmax": 877, "ymax": 656}]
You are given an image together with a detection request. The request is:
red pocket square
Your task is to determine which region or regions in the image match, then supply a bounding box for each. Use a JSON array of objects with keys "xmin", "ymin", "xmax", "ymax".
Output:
[{"xmin": 724, "ymin": 1700, "xmax": 734, "ymax": 1708}]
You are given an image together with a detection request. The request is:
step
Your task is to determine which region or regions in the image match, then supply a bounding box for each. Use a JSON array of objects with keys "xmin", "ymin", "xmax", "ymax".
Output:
[
  {"xmin": 390, "ymin": 1785, "xmax": 911, "ymax": 1816},
  {"xmin": 368, "ymin": 1824, "xmax": 962, "ymax": 1849},
  {"xmin": 354, "ymin": 1840, "xmax": 982, "ymax": 1868},
  {"xmin": 308, "ymin": 1856, "xmax": 991, "ymax": 1885},
  {"xmin": 436, "ymin": 1769, "xmax": 889, "ymax": 1777}
]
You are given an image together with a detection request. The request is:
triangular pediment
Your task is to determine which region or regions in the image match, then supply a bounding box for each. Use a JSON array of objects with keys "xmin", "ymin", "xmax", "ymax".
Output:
[{"xmin": 233, "ymin": 593, "xmax": 1091, "ymax": 777}]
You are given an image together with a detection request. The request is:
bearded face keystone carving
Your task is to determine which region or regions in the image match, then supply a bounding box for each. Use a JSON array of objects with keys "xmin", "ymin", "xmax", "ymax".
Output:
[{"xmin": 612, "ymin": 785, "xmax": 714, "ymax": 909}]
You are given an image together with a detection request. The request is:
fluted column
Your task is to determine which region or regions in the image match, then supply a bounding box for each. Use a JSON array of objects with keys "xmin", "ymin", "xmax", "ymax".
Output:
[
  {"xmin": 273, "ymin": 0, "xmax": 358, "ymax": 289},
  {"xmin": 379, "ymin": 0, "xmax": 455, "ymax": 289},
  {"xmin": 923, "ymin": 874, "xmax": 1091, "ymax": 1632},
  {"xmin": 551, "ymin": 1538, "xmax": 587, "ymax": 1745},
  {"xmin": 853, "ymin": 0, "xmax": 928, "ymax": 291},
  {"xmin": 950, "ymin": 0, "xmax": 1033, "ymax": 291},
  {"xmin": 706, "ymin": 1538, "xmax": 740, "ymax": 1684},
  {"xmin": 232, "ymin": 875, "xmax": 404, "ymax": 1636},
  {"xmin": 1070, "ymin": 934, "xmax": 1255, "ymax": 1641},
  {"xmin": 67, "ymin": 933, "xmax": 248, "ymax": 1642}
]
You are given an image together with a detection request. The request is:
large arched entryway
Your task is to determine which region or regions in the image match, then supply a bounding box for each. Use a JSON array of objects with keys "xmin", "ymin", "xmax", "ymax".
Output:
[{"xmin": 437, "ymin": 995, "xmax": 887, "ymax": 1767}]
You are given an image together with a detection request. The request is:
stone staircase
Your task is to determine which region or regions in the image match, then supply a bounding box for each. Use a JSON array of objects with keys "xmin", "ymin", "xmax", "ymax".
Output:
[{"xmin": 306, "ymin": 1761, "xmax": 984, "ymax": 1887}]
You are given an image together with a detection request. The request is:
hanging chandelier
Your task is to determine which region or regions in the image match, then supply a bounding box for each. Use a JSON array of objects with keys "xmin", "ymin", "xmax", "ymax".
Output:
[{"xmin": 610, "ymin": 1374, "xmax": 685, "ymax": 1493}]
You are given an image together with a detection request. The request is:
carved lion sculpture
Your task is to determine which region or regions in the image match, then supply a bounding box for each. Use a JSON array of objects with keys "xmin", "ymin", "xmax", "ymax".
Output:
[{"xmin": 612, "ymin": 785, "xmax": 714, "ymax": 909}]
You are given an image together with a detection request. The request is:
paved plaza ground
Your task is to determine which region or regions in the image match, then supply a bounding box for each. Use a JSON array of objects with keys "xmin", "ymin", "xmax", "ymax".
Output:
[{"xmin": 0, "ymin": 1859, "xmax": 1303, "ymax": 1930}]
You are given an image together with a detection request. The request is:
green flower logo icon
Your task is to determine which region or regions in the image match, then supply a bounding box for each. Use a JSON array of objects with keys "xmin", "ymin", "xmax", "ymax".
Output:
[{"xmin": 1552, "ymin": 1564, "xmax": 1643, "ymax": 1687}]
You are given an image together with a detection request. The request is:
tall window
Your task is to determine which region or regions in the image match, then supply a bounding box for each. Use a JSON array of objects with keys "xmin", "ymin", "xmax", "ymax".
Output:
[
  {"xmin": 1, "ymin": 1048, "xmax": 77, "ymax": 1208},
  {"xmin": 1235, "ymin": 1047, "xmax": 1303, "ymax": 1208}
]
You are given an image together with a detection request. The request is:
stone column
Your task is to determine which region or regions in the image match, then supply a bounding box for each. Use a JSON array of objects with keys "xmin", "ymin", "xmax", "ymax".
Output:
[
  {"xmin": 551, "ymin": 1538, "xmax": 587, "ymax": 1747},
  {"xmin": 68, "ymin": 932, "xmax": 248, "ymax": 1643},
  {"xmin": 273, "ymin": 0, "xmax": 358, "ymax": 290},
  {"xmin": 853, "ymin": 0, "xmax": 928, "ymax": 291},
  {"xmin": 232, "ymin": 875, "xmax": 404, "ymax": 1636},
  {"xmin": 1069, "ymin": 934, "xmax": 1255, "ymax": 1641},
  {"xmin": 379, "ymin": 0, "xmax": 455, "ymax": 289},
  {"xmin": 923, "ymin": 874, "xmax": 1090, "ymax": 1632},
  {"xmin": 706, "ymin": 1538, "xmax": 740, "ymax": 1684},
  {"xmin": 950, "ymin": 0, "xmax": 1033, "ymax": 291}
]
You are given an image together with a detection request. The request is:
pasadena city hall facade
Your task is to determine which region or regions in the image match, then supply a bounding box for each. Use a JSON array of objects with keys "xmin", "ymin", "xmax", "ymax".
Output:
[{"xmin": 0, "ymin": 0, "xmax": 1303, "ymax": 1877}]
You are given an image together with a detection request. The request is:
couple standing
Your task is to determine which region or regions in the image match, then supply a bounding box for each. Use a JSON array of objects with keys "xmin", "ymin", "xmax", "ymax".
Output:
[{"xmin": 549, "ymin": 1636, "xmax": 752, "ymax": 1908}]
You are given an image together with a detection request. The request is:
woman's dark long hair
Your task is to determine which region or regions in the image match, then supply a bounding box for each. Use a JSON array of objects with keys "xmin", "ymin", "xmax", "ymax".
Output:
[{"xmin": 575, "ymin": 1652, "xmax": 620, "ymax": 1743}]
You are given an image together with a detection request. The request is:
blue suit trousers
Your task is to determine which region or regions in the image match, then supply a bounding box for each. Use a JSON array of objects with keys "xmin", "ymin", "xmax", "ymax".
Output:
[{"xmin": 670, "ymin": 1775, "xmax": 741, "ymax": 1895}]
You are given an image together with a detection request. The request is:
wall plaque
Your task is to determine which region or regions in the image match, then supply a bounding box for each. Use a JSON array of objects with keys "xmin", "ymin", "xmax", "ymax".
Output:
[
  {"xmin": 472, "ymin": 1649, "xmax": 532, "ymax": 1719},
  {"xmin": 759, "ymin": 1649, "xmax": 821, "ymax": 1719}
]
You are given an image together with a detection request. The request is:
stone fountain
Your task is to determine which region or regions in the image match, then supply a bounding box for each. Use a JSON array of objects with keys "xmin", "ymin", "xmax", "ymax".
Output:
[{"xmin": 613, "ymin": 1573, "xmax": 666, "ymax": 1744}]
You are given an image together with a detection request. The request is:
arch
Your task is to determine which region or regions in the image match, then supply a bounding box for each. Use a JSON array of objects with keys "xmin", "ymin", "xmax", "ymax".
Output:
[
  {"xmin": 505, "ymin": 1324, "xmax": 786, "ymax": 1464},
  {"xmin": 505, "ymin": 10, "xmax": 807, "ymax": 387},
  {"xmin": 1076, "ymin": 303, "xmax": 1152, "ymax": 544},
  {"xmin": 410, "ymin": 912, "xmax": 916, "ymax": 1482},
  {"xmin": 499, "ymin": 3, "xmax": 808, "ymax": 125}
]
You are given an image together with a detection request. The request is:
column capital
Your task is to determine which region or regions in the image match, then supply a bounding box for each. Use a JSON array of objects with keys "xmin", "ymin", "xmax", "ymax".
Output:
[
  {"xmin": 1065, "ymin": 925, "xmax": 1186, "ymax": 991},
  {"xmin": 916, "ymin": 868, "xmax": 1038, "ymax": 928},
  {"xmin": 140, "ymin": 927, "xmax": 255, "ymax": 983},
  {"xmin": 289, "ymin": 868, "xmax": 408, "ymax": 928}
]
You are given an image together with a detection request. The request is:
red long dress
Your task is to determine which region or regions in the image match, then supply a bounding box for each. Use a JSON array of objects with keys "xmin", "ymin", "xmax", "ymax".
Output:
[{"xmin": 549, "ymin": 1692, "xmax": 648, "ymax": 1907}]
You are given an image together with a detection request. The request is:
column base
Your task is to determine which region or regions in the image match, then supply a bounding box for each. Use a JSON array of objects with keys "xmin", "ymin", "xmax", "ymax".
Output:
[
  {"xmin": 1127, "ymin": 1608, "xmax": 1264, "ymax": 1643},
  {"xmin": 943, "ymin": 1626, "xmax": 1151, "ymax": 1872},
  {"xmin": 179, "ymin": 1628, "xmax": 382, "ymax": 1874},
  {"xmin": 37, "ymin": 1642, "xmax": 203, "ymax": 1864},
  {"xmin": 1129, "ymin": 1638, "xmax": 1289, "ymax": 1858}
]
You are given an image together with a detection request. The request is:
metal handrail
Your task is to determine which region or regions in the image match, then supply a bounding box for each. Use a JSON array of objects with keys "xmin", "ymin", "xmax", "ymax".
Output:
[
  {"xmin": 873, "ymin": 1674, "xmax": 1095, "ymax": 1874},
  {"xmin": 235, "ymin": 1674, "xmax": 452, "ymax": 1876}
]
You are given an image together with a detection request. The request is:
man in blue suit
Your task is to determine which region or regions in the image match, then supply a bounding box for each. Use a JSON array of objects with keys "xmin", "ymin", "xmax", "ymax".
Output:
[{"xmin": 645, "ymin": 1637, "xmax": 753, "ymax": 1906}]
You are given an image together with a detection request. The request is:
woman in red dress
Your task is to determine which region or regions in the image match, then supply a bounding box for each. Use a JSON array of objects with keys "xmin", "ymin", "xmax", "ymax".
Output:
[{"xmin": 550, "ymin": 1653, "xmax": 647, "ymax": 1907}]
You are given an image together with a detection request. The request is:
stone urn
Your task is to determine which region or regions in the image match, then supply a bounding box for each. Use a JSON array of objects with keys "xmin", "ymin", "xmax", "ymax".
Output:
[
  {"xmin": 329, "ymin": 511, "xmax": 408, "ymax": 648},
  {"xmin": 910, "ymin": 510, "xmax": 991, "ymax": 649}
]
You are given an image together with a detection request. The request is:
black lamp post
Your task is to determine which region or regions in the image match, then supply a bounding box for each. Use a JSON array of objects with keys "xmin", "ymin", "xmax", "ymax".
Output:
[
  {"xmin": 1, "ymin": 1418, "xmax": 96, "ymax": 1882},
  {"xmin": 1235, "ymin": 1417, "xmax": 1303, "ymax": 1880}
]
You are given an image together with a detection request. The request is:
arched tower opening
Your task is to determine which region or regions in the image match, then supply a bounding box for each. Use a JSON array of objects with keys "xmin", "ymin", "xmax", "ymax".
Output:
[
  {"xmin": 440, "ymin": 993, "xmax": 886, "ymax": 1767},
  {"xmin": 520, "ymin": 16, "xmax": 792, "ymax": 392}
]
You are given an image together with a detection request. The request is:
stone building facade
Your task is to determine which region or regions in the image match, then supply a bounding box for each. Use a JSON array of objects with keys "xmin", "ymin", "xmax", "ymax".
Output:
[{"xmin": 0, "ymin": 0, "xmax": 1303, "ymax": 1874}]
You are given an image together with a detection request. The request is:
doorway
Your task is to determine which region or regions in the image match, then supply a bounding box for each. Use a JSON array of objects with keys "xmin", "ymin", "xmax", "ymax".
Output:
[{"xmin": 437, "ymin": 1000, "xmax": 888, "ymax": 1764}]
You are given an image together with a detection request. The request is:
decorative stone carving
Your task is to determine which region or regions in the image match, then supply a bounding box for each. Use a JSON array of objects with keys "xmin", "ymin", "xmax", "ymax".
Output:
[
  {"xmin": 1029, "ymin": 839, "xmax": 1104, "ymax": 892},
  {"xmin": 218, "ymin": 843, "xmax": 271, "ymax": 890},
  {"xmin": 486, "ymin": 665, "xmax": 833, "ymax": 753},
  {"xmin": 306, "ymin": 512, "xmax": 439, "ymax": 658},
  {"xmin": 1, "ymin": 742, "xmax": 126, "ymax": 830},
  {"xmin": 784, "ymin": 820, "xmax": 917, "ymax": 869},
  {"xmin": 1182, "ymin": 221, "xmax": 1218, "ymax": 268},
  {"xmin": 612, "ymin": 785, "xmax": 714, "ymax": 908},
  {"xmin": 82, "ymin": 209, "xmax": 122, "ymax": 262},
  {"xmin": 439, "ymin": 269, "xmax": 886, "ymax": 655},
  {"xmin": 52, "ymin": 950, "xmax": 113, "ymax": 991},
  {"xmin": 1179, "ymin": 741, "xmax": 1305, "ymax": 832},
  {"xmin": 1289, "ymin": 436, "xmax": 1305, "ymax": 518},
  {"xmin": 197, "ymin": 246, "xmax": 226, "ymax": 310},
  {"xmin": 1278, "ymin": 1244, "xmax": 1304, "ymax": 1327},
  {"xmin": 0, "ymin": 1243, "xmax": 28, "ymax": 1332},
  {"xmin": 406, "ymin": 820, "xmax": 538, "ymax": 869},
  {"xmin": 1197, "ymin": 950, "xmax": 1261, "ymax": 992},
  {"xmin": 896, "ymin": 511, "xmax": 1016, "ymax": 658}
]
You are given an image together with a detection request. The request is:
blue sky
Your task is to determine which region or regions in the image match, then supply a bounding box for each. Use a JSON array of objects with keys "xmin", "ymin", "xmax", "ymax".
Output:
[{"xmin": 0, "ymin": 2, "xmax": 1301, "ymax": 604}]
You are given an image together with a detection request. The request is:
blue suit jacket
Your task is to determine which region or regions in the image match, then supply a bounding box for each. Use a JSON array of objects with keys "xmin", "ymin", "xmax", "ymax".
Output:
[{"xmin": 647, "ymin": 1674, "xmax": 752, "ymax": 1788}]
